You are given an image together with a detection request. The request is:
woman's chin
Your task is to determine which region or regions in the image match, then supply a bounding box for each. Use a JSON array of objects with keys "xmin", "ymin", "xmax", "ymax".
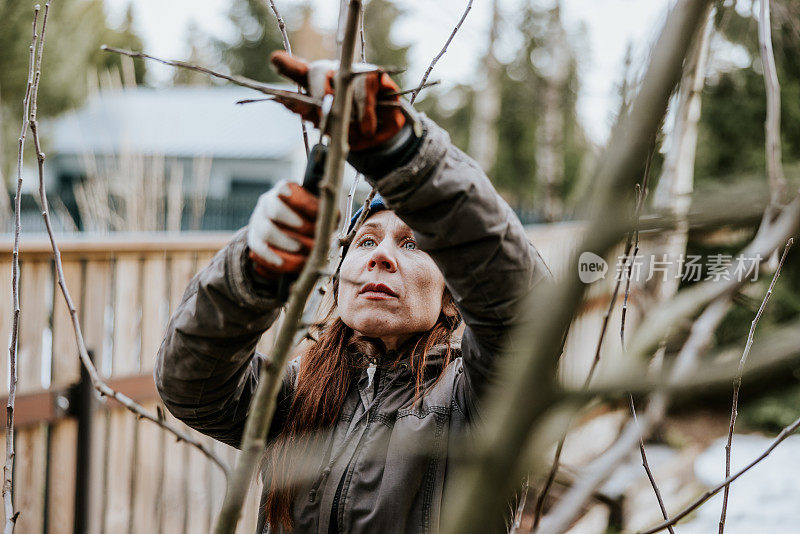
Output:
[{"xmin": 346, "ymin": 313, "xmax": 405, "ymax": 340}]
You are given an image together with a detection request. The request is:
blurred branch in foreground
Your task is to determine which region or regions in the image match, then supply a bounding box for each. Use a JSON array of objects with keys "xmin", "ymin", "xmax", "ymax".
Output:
[
  {"xmin": 441, "ymin": 1, "xmax": 718, "ymax": 532},
  {"xmin": 211, "ymin": 1, "xmax": 361, "ymax": 532}
]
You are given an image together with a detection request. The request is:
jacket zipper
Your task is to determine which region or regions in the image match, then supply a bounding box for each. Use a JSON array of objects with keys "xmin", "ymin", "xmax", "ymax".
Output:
[{"xmin": 328, "ymin": 364, "xmax": 384, "ymax": 533}]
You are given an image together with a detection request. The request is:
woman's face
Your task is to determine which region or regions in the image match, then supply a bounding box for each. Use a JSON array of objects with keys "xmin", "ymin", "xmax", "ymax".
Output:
[{"xmin": 337, "ymin": 210, "xmax": 446, "ymax": 350}]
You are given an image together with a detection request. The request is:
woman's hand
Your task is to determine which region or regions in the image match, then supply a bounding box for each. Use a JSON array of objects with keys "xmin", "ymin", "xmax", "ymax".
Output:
[
  {"xmin": 247, "ymin": 180, "xmax": 319, "ymax": 280},
  {"xmin": 270, "ymin": 51, "xmax": 406, "ymax": 151}
]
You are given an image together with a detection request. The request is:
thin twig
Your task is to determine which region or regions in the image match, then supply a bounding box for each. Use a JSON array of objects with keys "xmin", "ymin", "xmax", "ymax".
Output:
[
  {"xmin": 352, "ymin": 0, "xmax": 370, "ymax": 230},
  {"xmin": 639, "ymin": 410, "xmax": 800, "ymax": 534},
  {"xmin": 630, "ymin": 395, "xmax": 675, "ymax": 534},
  {"xmin": 236, "ymin": 96, "xmax": 404, "ymax": 107},
  {"xmin": 264, "ymin": 0, "xmax": 310, "ymax": 156},
  {"xmin": 341, "ymin": 174, "xmax": 362, "ymax": 238},
  {"xmin": 266, "ymin": 0, "xmax": 291, "ymax": 56},
  {"xmin": 339, "ymin": 189, "xmax": 377, "ymax": 247},
  {"xmin": 4, "ymin": 7, "xmax": 41, "ymax": 532},
  {"xmin": 28, "ymin": 14, "xmax": 229, "ymax": 478},
  {"xmin": 353, "ymin": 0, "xmax": 367, "ymax": 236},
  {"xmin": 532, "ymin": 439, "xmax": 564, "ymax": 528},
  {"xmin": 718, "ymin": 238, "xmax": 793, "ymax": 533},
  {"xmin": 510, "ymin": 474, "xmax": 531, "ymax": 533},
  {"xmin": 211, "ymin": 2, "xmax": 363, "ymax": 532},
  {"xmin": 359, "ymin": 0, "xmax": 366, "ymax": 62},
  {"xmin": 410, "ymin": 0, "xmax": 473, "ymax": 105},
  {"xmin": 387, "ymin": 81, "xmax": 440, "ymax": 97},
  {"xmin": 622, "ymin": 150, "xmax": 654, "ymax": 348},
  {"xmin": 101, "ymin": 46, "xmax": 319, "ymax": 106},
  {"xmin": 758, "ymin": 0, "xmax": 787, "ymax": 207}
]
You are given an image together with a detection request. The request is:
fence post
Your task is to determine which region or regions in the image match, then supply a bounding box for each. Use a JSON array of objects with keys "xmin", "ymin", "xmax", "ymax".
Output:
[{"xmin": 72, "ymin": 350, "xmax": 97, "ymax": 533}]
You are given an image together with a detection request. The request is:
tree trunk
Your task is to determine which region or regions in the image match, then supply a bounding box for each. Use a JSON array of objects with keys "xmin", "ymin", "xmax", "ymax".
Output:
[
  {"xmin": 535, "ymin": 5, "xmax": 571, "ymax": 223},
  {"xmin": 649, "ymin": 6, "xmax": 714, "ymax": 302}
]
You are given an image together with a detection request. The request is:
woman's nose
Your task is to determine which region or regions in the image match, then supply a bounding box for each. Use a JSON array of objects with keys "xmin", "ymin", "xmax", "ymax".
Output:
[{"xmin": 367, "ymin": 242, "xmax": 398, "ymax": 272}]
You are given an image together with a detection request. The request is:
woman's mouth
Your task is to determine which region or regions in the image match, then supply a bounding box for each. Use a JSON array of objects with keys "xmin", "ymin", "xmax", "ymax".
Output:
[{"xmin": 359, "ymin": 283, "xmax": 398, "ymax": 300}]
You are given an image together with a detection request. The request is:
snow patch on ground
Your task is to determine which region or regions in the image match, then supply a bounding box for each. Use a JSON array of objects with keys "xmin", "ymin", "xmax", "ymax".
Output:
[{"xmin": 679, "ymin": 434, "xmax": 800, "ymax": 534}]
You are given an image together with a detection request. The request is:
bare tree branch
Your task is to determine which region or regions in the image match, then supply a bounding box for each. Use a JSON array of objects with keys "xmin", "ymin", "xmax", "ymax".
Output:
[
  {"xmin": 622, "ymin": 163, "xmax": 654, "ymax": 348},
  {"xmin": 622, "ymin": 193, "xmax": 800, "ymax": 371},
  {"xmin": 25, "ymin": 9, "xmax": 229, "ymax": 478},
  {"xmin": 266, "ymin": 0, "xmax": 291, "ymax": 56},
  {"xmin": 630, "ymin": 395, "xmax": 675, "ymax": 534},
  {"xmin": 532, "ymin": 175, "xmax": 652, "ymax": 528},
  {"xmin": 211, "ymin": 2, "xmax": 363, "ymax": 532},
  {"xmin": 575, "ymin": 318, "xmax": 800, "ymax": 400},
  {"xmin": 639, "ymin": 410, "xmax": 800, "ymax": 534},
  {"xmin": 4, "ymin": 7, "xmax": 41, "ymax": 531},
  {"xmin": 359, "ymin": 0, "xmax": 366, "ymax": 62},
  {"xmin": 538, "ymin": 298, "xmax": 732, "ymax": 534},
  {"xmin": 264, "ymin": 0, "xmax": 310, "ymax": 155},
  {"xmin": 758, "ymin": 0, "xmax": 787, "ymax": 207},
  {"xmin": 340, "ymin": 188, "xmax": 376, "ymax": 247},
  {"xmin": 409, "ymin": 0, "xmax": 473, "ymax": 105},
  {"xmin": 718, "ymin": 238, "xmax": 793, "ymax": 533},
  {"xmin": 545, "ymin": 188, "xmax": 799, "ymax": 532},
  {"xmin": 387, "ymin": 81, "xmax": 440, "ymax": 97},
  {"xmin": 101, "ymin": 45, "xmax": 320, "ymax": 106},
  {"xmin": 441, "ymin": 2, "xmax": 715, "ymax": 532},
  {"xmin": 624, "ymin": 5, "xmax": 715, "ymax": 517}
]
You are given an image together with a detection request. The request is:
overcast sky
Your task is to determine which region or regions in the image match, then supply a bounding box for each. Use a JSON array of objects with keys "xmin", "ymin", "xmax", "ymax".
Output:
[{"xmin": 104, "ymin": 0, "xmax": 674, "ymax": 144}]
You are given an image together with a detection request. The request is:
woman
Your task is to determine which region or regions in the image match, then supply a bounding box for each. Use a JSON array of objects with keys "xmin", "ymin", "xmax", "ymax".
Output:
[{"xmin": 155, "ymin": 52, "xmax": 550, "ymax": 534}]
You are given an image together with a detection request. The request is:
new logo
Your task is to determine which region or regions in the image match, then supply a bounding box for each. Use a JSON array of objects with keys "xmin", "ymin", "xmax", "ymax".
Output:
[{"xmin": 578, "ymin": 252, "xmax": 608, "ymax": 284}]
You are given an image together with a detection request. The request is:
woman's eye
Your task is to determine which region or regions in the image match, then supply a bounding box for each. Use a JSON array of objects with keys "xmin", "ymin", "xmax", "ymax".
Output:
[
  {"xmin": 402, "ymin": 240, "xmax": 417, "ymax": 250},
  {"xmin": 359, "ymin": 238, "xmax": 376, "ymax": 248}
]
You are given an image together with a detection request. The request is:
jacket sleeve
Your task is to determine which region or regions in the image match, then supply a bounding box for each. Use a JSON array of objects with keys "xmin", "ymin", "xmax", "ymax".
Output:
[
  {"xmin": 360, "ymin": 116, "xmax": 551, "ymax": 419},
  {"xmin": 154, "ymin": 229, "xmax": 297, "ymax": 449}
]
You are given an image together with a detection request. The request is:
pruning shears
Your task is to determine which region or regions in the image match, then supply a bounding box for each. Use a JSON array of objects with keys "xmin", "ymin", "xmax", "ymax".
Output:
[{"xmin": 277, "ymin": 94, "xmax": 333, "ymax": 301}]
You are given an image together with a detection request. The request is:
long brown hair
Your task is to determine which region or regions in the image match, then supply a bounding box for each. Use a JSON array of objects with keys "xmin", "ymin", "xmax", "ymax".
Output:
[{"xmin": 264, "ymin": 286, "xmax": 460, "ymax": 531}]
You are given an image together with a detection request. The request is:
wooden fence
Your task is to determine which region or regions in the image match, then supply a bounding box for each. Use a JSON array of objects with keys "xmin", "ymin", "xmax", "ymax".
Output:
[
  {"xmin": 0, "ymin": 233, "xmax": 269, "ymax": 534},
  {"xmin": 0, "ymin": 225, "xmax": 643, "ymax": 533}
]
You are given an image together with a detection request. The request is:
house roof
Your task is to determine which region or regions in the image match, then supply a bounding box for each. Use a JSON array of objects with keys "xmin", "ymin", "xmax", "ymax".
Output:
[{"xmin": 49, "ymin": 85, "xmax": 309, "ymax": 160}]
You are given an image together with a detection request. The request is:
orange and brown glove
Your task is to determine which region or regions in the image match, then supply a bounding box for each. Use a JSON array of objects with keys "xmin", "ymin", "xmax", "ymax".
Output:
[
  {"xmin": 246, "ymin": 180, "xmax": 319, "ymax": 280},
  {"xmin": 270, "ymin": 51, "xmax": 406, "ymax": 151}
]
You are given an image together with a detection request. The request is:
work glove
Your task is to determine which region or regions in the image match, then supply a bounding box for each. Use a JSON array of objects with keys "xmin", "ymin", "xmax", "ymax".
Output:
[
  {"xmin": 270, "ymin": 50, "xmax": 406, "ymax": 151},
  {"xmin": 246, "ymin": 180, "xmax": 319, "ymax": 281}
]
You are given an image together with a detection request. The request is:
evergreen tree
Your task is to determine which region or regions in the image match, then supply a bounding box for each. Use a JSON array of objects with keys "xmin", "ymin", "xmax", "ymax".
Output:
[
  {"xmin": 218, "ymin": 0, "xmax": 410, "ymax": 86},
  {"xmin": 418, "ymin": 2, "xmax": 587, "ymax": 218},
  {"xmin": 362, "ymin": 0, "xmax": 410, "ymax": 85},
  {"xmin": 174, "ymin": 21, "xmax": 216, "ymax": 86},
  {"xmin": 218, "ymin": 0, "xmax": 285, "ymax": 83},
  {"xmin": 0, "ymin": 0, "xmax": 145, "ymax": 115},
  {"xmin": 0, "ymin": 0, "xmax": 145, "ymax": 181},
  {"xmin": 695, "ymin": 3, "xmax": 800, "ymax": 184},
  {"xmin": 417, "ymin": 86, "xmax": 474, "ymax": 152}
]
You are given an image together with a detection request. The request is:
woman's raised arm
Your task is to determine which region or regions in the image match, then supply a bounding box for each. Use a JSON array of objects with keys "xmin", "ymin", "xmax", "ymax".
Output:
[
  {"xmin": 352, "ymin": 115, "xmax": 552, "ymax": 418},
  {"xmin": 155, "ymin": 229, "xmax": 296, "ymax": 448}
]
